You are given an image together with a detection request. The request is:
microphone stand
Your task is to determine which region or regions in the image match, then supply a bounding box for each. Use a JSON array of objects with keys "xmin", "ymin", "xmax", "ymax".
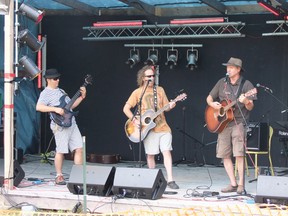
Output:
[
  {"xmin": 258, "ymin": 87, "xmax": 288, "ymax": 176},
  {"xmin": 133, "ymin": 80, "xmax": 150, "ymax": 168},
  {"xmin": 173, "ymin": 106, "xmax": 195, "ymax": 166}
]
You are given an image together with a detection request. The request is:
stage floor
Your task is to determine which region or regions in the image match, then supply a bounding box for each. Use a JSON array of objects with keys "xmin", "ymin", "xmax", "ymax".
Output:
[{"xmin": 1, "ymin": 155, "xmax": 288, "ymax": 215}]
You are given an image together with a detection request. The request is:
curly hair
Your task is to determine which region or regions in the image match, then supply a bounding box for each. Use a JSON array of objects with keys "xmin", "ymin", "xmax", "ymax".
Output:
[{"xmin": 136, "ymin": 65, "xmax": 155, "ymax": 87}]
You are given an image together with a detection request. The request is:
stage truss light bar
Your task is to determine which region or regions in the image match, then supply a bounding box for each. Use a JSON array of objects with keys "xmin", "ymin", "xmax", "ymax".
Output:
[
  {"xmin": 124, "ymin": 44, "xmax": 203, "ymax": 48},
  {"xmin": 93, "ymin": 20, "xmax": 146, "ymax": 27},
  {"xmin": 257, "ymin": 0, "xmax": 281, "ymax": 16},
  {"xmin": 170, "ymin": 17, "xmax": 225, "ymax": 24},
  {"xmin": 262, "ymin": 20, "xmax": 288, "ymax": 36},
  {"xmin": 83, "ymin": 22, "xmax": 245, "ymax": 41}
]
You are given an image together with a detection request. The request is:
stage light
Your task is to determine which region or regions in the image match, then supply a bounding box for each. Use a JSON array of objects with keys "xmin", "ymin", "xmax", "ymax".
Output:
[
  {"xmin": 126, "ymin": 49, "xmax": 140, "ymax": 68},
  {"xmin": 186, "ymin": 49, "xmax": 198, "ymax": 71},
  {"xmin": 145, "ymin": 49, "xmax": 158, "ymax": 66},
  {"xmin": 18, "ymin": 3, "xmax": 44, "ymax": 24},
  {"xmin": 257, "ymin": 0, "xmax": 281, "ymax": 16},
  {"xmin": 19, "ymin": 55, "xmax": 42, "ymax": 80},
  {"xmin": 18, "ymin": 29, "xmax": 45, "ymax": 52},
  {"xmin": 170, "ymin": 17, "xmax": 225, "ymax": 24},
  {"xmin": 165, "ymin": 49, "xmax": 178, "ymax": 69}
]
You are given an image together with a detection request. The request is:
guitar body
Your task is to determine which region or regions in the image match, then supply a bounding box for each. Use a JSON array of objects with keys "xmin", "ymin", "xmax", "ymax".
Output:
[
  {"xmin": 205, "ymin": 99, "xmax": 234, "ymax": 133},
  {"xmin": 125, "ymin": 109, "xmax": 157, "ymax": 143},
  {"xmin": 50, "ymin": 95, "xmax": 79, "ymax": 127}
]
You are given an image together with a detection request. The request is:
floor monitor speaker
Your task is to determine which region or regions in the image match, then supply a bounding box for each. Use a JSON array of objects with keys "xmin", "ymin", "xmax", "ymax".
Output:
[
  {"xmin": 112, "ymin": 167, "xmax": 167, "ymax": 200},
  {"xmin": 247, "ymin": 122, "xmax": 269, "ymax": 151},
  {"xmin": 0, "ymin": 159, "xmax": 25, "ymax": 187},
  {"xmin": 255, "ymin": 175, "xmax": 288, "ymax": 204},
  {"xmin": 67, "ymin": 165, "xmax": 116, "ymax": 196}
]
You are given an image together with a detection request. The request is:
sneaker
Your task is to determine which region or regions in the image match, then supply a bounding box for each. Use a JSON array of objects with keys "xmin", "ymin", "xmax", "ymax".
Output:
[
  {"xmin": 55, "ymin": 175, "xmax": 66, "ymax": 185},
  {"xmin": 237, "ymin": 185, "xmax": 245, "ymax": 194},
  {"xmin": 221, "ymin": 184, "xmax": 237, "ymax": 193},
  {"xmin": 167, "ymin": 181, "xmax": 179, "ymax": 189}
]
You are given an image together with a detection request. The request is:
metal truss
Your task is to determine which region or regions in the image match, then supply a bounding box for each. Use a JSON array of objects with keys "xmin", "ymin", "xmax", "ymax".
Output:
[
  {"xmin": 83, "ymin": 22, "xmax": 246, "ymax": 41},
  {"xmin": 262, "ymin": 20, "xmax": 288, "ymax": 36}
]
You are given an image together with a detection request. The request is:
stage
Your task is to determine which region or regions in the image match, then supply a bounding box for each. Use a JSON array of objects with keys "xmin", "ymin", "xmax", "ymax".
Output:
[{"xmin": 0, "ymin": 155, "xmax": 288, "ymax": 215}]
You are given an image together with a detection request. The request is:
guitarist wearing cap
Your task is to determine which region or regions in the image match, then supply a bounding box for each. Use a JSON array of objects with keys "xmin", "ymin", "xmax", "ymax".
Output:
[
  {"xmin": 206, "ymin": 57, "xmax": 257, "ymax": 195},
  {"xmin": 36, "ymin": 68, "xmax": 87, "ymax": 185},
  {"xmin": 123, "ymin": 65, "xmax": 186, "ymax": 190}
]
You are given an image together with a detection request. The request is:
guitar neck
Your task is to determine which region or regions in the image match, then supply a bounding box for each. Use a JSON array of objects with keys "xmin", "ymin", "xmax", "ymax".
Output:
[
  {"xmin": 64, "ymin": 91, "xmax": 81, "ymax": 110},
  {"xmin": 151, "ymin": 98, "xmax": 180, "ymax": 119},
  {"xmin": 151, "ymin": 104, "xmax": 170, "ymax": 119},
  {"xmin": 223, "ymin": 100, "xmax": 237, "ymax": 112},
  {"xmin": 64, "ymin": 83, "xmax": 88, "ymax": 110}
]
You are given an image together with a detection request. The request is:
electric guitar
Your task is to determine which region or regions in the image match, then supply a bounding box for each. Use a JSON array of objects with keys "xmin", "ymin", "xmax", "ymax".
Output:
[
  {"xmin": 125, "ymin": 93, "xmax": 187, "ymax": 143},
  {"xmin": 50, "ymin": 74, "xmax": 93, "ymax": 127},
  {"xmin": 205, "ymin": 88, "xmax": 257, "ymax": 133}
]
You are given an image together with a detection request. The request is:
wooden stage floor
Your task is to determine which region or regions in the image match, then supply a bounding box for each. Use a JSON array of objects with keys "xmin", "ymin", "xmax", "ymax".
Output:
[{"xmin": 1, "ymin": 155, "xmax": 288, "ymax": 215}]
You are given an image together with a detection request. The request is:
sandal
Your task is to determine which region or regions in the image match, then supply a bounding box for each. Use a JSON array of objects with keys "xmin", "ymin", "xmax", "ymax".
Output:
[
  {"xmin": 221, "ymin": 184, "xmax": 238, "ymax": 193},
  {"xmin": 237, "ymin": 185, "xmax": 245, "ymax": 194},
  {"xmin": 55, "ymin": 174, "xmax": 66, "ymax": 185}
]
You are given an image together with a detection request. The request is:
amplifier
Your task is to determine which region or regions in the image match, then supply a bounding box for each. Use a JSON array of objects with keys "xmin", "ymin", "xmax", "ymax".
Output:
[{"xmin": 246, "ymin": 122, "xmax": 269, "ymax": 151}]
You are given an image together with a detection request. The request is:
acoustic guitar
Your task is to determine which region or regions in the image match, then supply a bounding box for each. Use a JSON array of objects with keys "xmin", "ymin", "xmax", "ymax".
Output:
[
  {"xmin": 50, "ymin": 74, "xmax": 93, "ymax": 127},
  {"xmin": 205, "ymin": 88, "xmax": 257, "ymax": 133},
  {"xmin": 125, "ymin": 93, "xmax": 187, "ymax": 143}
]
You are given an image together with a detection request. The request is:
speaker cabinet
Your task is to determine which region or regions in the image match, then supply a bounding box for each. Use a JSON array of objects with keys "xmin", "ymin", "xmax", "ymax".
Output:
[
  {"xmin": 255, "ymin": 175, "xmax": 288, "ymax": 204},
  {"xmin": 247, "ymin": 122, "xmax": 268, "ymax": 151},
  {"xmin": 112, "ymin": 167, "xmax": 167, "ymax": 200},
  {"xmin": 0, "ymin": 159, "xmax": 25, "ymax": 187},
  {"xmin": 67, "ymin": 165, "xmax": 115, "ymax": 196}
]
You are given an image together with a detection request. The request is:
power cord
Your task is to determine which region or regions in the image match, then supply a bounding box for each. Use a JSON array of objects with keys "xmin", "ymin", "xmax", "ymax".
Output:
[{"xmin": 72, "ymin": 202, "xmax": 82, "ymax": 213}]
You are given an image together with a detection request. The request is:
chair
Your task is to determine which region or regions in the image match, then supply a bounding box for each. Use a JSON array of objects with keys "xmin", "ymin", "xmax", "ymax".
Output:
[
  {"xmin": 246, "ymin": 126, "xmax": 274, "ymax": 178},
  {"xmin": 235, "ymin": 126, "xmax": 274, "ymax": 178}
]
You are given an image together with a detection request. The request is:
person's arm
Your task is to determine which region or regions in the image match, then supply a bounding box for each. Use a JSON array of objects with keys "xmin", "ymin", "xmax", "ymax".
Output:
[
  {"xmin": 71, "ymin": 86, "xmax": 86, "ymax": 109},
  {"xmin": 206, "ymin": 95, "xmax": 222, "ymax": 110},
  {"xmin": 36, "ymin": 103, "xmax": 64, "ymax": 115},
  {"xmin": 123, "ymin": 103, "xmax": 140, "ymax": 126},
  {"xmin": 238, "ymin": 94, "xmax": 254, "ymax": 111}
]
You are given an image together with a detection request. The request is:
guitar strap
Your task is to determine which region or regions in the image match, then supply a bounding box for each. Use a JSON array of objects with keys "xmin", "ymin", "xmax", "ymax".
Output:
[
  {"xmin": 236, "ymin": 77, "xmax": 246, "ymax": 98},
  {"xmin": 153, "ymin": 85, "xmax": 158, "ymax": 112}
]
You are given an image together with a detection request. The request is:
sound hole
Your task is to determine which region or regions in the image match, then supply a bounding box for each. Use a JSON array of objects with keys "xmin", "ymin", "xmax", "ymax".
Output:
[{"xmin": 144, "ymin": 117, "xmax": 151, "ymax": 124}]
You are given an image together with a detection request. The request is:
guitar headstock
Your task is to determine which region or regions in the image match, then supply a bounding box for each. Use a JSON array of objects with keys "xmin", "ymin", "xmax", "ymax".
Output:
[
  {"xmin": 84, "ymin": 74, "xmax": 93, "ymax": 85},
  {"xmin": 175, "ymin": 93, "xmax": 187, "ymax": 102}
]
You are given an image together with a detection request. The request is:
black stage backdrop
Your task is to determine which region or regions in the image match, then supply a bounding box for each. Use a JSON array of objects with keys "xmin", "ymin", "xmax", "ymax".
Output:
[{"xmin": 39, "ymin": 14, "xmax": 288, "ymax": 167}]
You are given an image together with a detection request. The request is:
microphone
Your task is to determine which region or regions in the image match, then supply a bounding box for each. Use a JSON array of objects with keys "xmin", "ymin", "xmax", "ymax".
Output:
[
  {"xmin": 224, "ymin": 73, "xmax": 230, "ymax": 83},
  {"xmin": 256, "ymin": 83, "xmax": 273, "ymax": 93},
  {"xmin": 148, "ymin": 78, "xmax": 153, "ymax": 82}
]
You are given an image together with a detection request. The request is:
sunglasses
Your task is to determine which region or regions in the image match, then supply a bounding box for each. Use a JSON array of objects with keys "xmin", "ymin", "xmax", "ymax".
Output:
[
  {"xmin": 145, "ymin": 75, "xmax": 155, "ymax": 78},
  {"xmin": 52, "ymin": 77, "xmax": 60, "ymax": 81}
]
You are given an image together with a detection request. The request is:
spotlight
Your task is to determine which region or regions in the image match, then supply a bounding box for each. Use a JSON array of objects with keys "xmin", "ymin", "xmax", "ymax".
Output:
[
  {"xmin": 126, "ymin": 49, "xmax": 140, "ymax": 68},
  {"xmin": 165, "ymin": 49, "xmax": 178, "ymax": 69},
  {"xmin": 145, "ymin": 49, "xmax": 158, "ymax": 66},
  {"xmin": 186, "ymin": 49, "xmax": 198, "ymax": 71},
  {"xmin": 18, "ymin": 3, "xmax": 44, "ymax": 24},
  {"xmin": 19, "ymin": 55, "xmax": 42, "ymax": 80},
  {"xmin": 18, "ymin": 29, "xmax": 45, "ymax": 52}
]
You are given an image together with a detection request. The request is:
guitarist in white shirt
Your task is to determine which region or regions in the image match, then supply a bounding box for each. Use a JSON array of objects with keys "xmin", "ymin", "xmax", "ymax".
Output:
[
  {"xmin": 123, "ymin": 65, "xmax": 179, "ymax": 189},
  {"xmin": 206, "ymin": 57, "xmax": 257, "ymax": 195},
  {"xmin": 36, "ymin": 69, "xmax": 87, "ymax": 185}
]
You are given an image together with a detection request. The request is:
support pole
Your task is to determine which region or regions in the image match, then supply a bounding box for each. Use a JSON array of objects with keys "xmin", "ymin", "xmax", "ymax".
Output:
[{"xmin": 4, "ymin": 0, "xmax": 15, "ymax": 189}]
